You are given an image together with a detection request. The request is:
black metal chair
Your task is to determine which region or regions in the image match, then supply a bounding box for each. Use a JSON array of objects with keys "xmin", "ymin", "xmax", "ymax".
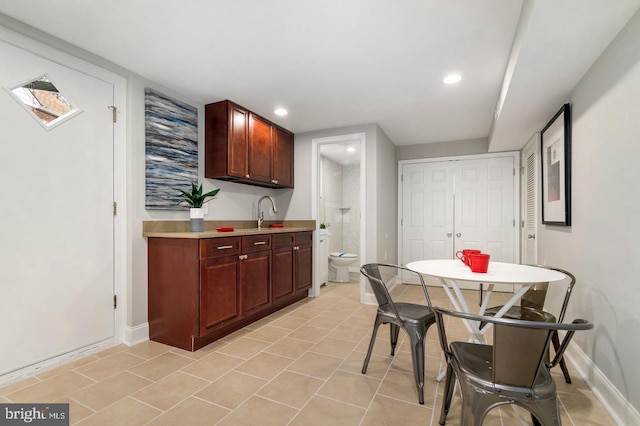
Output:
[
  {"xmin": 484, "ymin": 265, "xmax": 576, "ymax": 383},
  {"xmin": 360, "ymin": 263, "xmax": 436, "ymax": 404},
  {"xmin": 434, "ymin": 307, "xmax": 593, "ymax": 426}
]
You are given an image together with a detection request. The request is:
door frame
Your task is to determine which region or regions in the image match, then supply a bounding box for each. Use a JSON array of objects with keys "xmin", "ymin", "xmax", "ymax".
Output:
[
  {"xmin": 398, "ymin": 151, "xmax": 521, "ymax": 268},
  {"xmin": 0, "ymin": 22, "xmax": 127, "ymax": 380},
  {"xmin": 311, "ymin": 132, "xmax": 367, "ymax": 301}
]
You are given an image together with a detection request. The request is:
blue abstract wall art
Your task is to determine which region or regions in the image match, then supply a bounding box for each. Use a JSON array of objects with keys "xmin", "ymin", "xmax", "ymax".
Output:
[{"xmin": 145, "ymin": 88, "xmax": 198, "ymax": 209}]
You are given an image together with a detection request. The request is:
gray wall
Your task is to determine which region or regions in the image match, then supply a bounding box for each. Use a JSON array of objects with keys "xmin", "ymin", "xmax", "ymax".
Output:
[
  {"xmin": 537, "ymin": 10, "xmax": 640, "ymax": 421},
  {"xmin": 396, "ymin": 137, "xmax": 488, "ymax": 160},
  {"xmin": 374, "ymin": 126, "xmax": 398, "ymax": 265},
  {"xmin": 291, "ymin": 123, "xmax": 398, "ymax": 299}
]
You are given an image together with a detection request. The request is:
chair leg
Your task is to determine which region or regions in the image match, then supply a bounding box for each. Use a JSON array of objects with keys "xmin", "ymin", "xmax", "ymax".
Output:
[
  {"xmin": 439, "ymin": 363, "xmax": 456, "ymax": 425},
  {"xmin": 390, "ymin": 323, "xmax": 400, "ymax": 356},
  {"xmin": 552, "ymin": 331, "xmax": 572, "ymax": 384},
  {"xmin": 362, "ymin": 317, "xmax": 382, "ymax": 374},
  {"xmin": 409, "ymin": 335, "xmax": 426, "ymax": 404},
  {"xmin": 531, "ymin": 413, "xmax": 542, "ymax": 426},
  {"xmin": 528, "ymin": 395, "xmax": 561, "ymax": 426}
]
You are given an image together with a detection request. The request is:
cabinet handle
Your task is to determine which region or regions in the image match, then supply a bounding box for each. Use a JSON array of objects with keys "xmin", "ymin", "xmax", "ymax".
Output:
[
  {"xmin": 218, "ymin": 245, "xmax": 234, "ymax": 250},
  {"xmin": 245, "ymin": 174, "xmax": 250, "ymax": 178},
  {"xmin": 271, "ymin": 179, "xmax": 278, "ymax": 184},
  {"xmin": 239, "ymin": 254, "xmax": 248, "ymax": 260},
  {"xmin": 254, "ymin": 241, "xmax": 266, "ymax": 245},
  {"xmin": 446, "ymin": 233, "xmax": 452, "ymax": 238},
  {"xmin": 456, "ymin": 233, "xmax": 462, "ymax": 238}
]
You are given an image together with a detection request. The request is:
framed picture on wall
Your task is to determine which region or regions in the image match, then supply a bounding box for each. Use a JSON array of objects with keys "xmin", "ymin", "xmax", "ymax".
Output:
[{"xmin": 541, "ymin": 103, "xmax": 571, "ymax": 226}]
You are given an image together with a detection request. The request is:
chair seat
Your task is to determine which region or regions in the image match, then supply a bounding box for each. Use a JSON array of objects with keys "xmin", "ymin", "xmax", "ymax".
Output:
[
  {"xmin": 484, "ymin": 305, "xmax": 556, "ymax": 322},
  {"xmin": 379, "ymin": 303, "xmax": 435, "ymax": 324}
]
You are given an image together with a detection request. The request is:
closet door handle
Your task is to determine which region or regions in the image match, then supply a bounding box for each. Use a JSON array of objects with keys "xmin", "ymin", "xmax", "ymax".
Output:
[
  {"xmin": 456, "ymin": 233, "xmax": 461, "ymax": 238},
  {"xmin": 446, "ymin": 233, "xmax": 452, "ymax": 238}
]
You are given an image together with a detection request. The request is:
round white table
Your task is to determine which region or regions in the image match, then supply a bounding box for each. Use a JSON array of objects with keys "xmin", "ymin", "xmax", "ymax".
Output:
[
  {"xmin": 406, "ymin": 259, "xmax": 567, "ymax": 343},
  {"xmin": 407, "ymin": 259, "xmax": 569, "ymax": 423}
]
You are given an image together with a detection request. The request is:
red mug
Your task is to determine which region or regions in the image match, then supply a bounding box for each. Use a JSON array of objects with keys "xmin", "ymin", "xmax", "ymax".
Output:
[
  {"xmin": 469, "ymin": 253, "xmax": 490, "ymax": 273},
  {"xmin": 456, "ymin": 249, "xmax": 481, "ymax": 266}
]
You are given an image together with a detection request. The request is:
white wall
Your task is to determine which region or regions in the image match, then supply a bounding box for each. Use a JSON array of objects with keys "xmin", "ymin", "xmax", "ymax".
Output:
[
  {"xmin": 343, "ymin": 163, "xmax": 361, "ymax": 256},
  {"xmin": 537, "ymin": 9, "xmax": 640, "ymax": 422},
  {"xmin": 320, "ymin": 156, "xmax": 344, "ymax": 252}
]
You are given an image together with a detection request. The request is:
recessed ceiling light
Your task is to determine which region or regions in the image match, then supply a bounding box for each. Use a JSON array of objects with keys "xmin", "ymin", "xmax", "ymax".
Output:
[
  {"xmin": 347, "ymin": 146, "xmax": 356, "ymax": 153},
  {"xmin": 274, "ymin": 108, "xmax": 288, "ymax": 116},
  {"xmin": 443, "ymin": 74, "xmax": 462, "ymax": 85}
]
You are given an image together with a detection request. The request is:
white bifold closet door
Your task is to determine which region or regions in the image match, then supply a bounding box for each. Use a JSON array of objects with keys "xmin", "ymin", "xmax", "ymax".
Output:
[{"xmin": 401, "ymin": 156, "xmax": 516, "ymax": 291}]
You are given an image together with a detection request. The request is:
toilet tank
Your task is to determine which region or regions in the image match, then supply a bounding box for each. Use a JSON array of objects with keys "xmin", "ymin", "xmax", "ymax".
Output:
[{"xmin": 318, "ymin": 230, "xmax": 330, "ymax": 284}]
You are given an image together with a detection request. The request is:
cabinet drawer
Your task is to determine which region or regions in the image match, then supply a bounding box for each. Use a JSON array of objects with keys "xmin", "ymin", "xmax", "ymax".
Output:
[
  {"xmin": 200, "ymin": 237, "xmax": 241, "ymax": 260},
  {"xmin": 272, "ymin": 232, "xmax": 295, "ymax": 248},
  {"xmin": 295, "ymin": 231, "xmax": 313, "ymax": 246},
  {"xmin": 241, "ymin": 234, "xmax": 272, "ymax": 253}
]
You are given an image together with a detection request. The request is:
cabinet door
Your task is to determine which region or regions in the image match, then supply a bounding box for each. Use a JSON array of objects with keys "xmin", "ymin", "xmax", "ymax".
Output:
[
  {"xmin": 228, "ymin": 103, "xmax": 249, "ymax": 178},
  {"xmin": 200, "ymin": 255, "xmax": 240, "ymax": 333},
  {"xmin": 273, "ymin": 127, "xmax": 294, "ymax": 187},
  {"xmin": 272, "ymin": 246, "xmax": 294, "ymax": 300},
  {"xmin": 248, "ymin": 113, "xmax": 273, "ymax": 183},
  {"xmin": 295, "ymin": 245, "xmax": 313, "ymax": 292},
  {"xmin": 205, "ymin": 101, "xmax": 248, "ymax": 179},
  {"xmin": 241, "ymin": 250, "xmax": 272, "ymax": 314}
]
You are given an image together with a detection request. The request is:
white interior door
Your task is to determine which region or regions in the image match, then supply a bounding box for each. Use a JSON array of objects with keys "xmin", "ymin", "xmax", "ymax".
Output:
[
  {"xmin": 454, "ymin": 157, "xmax": 515, "ymax": 291},
  {"xmin": 401, "ymin": 162, "xmax": 455, "ymax": 262},
  {"xmin": 454, "ymin": 157, "xmax": 515, "ymax": 262},
  {"xmin": 522, "ymin": 134, "xmax": 539, "ymax": 264},
  {"xmin": 0, "ymin": 39, "xmax": 115, "ymax": 376}
]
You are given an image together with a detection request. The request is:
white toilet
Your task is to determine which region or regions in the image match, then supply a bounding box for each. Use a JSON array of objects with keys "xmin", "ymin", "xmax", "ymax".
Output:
[{"xmin": 329, "ymin": 252, "xmax": 358, "ymax": 283}]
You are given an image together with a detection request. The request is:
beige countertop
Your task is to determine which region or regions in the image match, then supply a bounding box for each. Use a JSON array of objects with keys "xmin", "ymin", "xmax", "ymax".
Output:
[{"xmin": 143, "ymin": 220, "xmax": 315, "ymax": 239}]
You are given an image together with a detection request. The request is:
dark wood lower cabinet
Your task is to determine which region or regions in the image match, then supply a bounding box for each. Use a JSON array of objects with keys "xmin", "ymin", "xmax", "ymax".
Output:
[
  {"xmin": 147, "ymin": 231, "xmax": 312, "ymax": 351},
  {"xmin": 295, "ymin": 244, "xmax": 313, "ymax": 292},
  {"xmin": 272, "ymin": 246, "xmax": 294, "ymax": 301},
  {"xmin": 200, "ymin": 254, "xmax": 241, "ymax": 332},
  {"xmin": 241, "ymin": 250, "xmax": 272, "ymax": 314}
]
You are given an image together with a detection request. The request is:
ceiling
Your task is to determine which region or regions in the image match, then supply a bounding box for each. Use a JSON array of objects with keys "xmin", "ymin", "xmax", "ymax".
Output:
[
  {"xmin": 320, "ymin": 141, "xmax": 361, "ymax": 166},
  {"xmin": 1, "ymin": 1, "xmax": 638, "ymax": 151}
]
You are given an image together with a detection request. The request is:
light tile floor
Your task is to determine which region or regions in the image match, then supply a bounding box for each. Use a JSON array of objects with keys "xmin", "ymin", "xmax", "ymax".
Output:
[{"xmin": 1, "ymin": 280, "xmax": 614, "ymax": 425}]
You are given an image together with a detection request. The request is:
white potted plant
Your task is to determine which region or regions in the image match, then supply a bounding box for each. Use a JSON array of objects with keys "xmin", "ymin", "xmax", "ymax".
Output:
[{"xmin": 178, "ymin": 182, "xmax": 220, "ymax": 232}]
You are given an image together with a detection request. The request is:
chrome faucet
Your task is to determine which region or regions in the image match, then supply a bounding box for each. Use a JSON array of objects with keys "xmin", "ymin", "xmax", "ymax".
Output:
[{"xmin": 257, "ymin": 195, "xmax": 277, "ymax": 229}]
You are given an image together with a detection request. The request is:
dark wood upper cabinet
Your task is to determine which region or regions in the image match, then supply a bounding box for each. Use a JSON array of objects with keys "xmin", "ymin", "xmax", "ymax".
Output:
[
  {"xmin": 205, "ymin": 100, "xmax": 294, "ymax": 188},
  {"xmin": 205, "ymin": 101, "xmax": 249, "ymax": 179},
  {"xmin": 248, "ymin": 113, "xmax": 273, "ymax": 184},
  {"xmin": 273, "ymin": 126, "xmax": 294, "ymax": 188}
]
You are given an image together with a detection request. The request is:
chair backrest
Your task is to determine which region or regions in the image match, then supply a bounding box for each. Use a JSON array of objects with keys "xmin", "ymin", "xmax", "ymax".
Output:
[
  {"xmin": 360, "ymin": 263, "xmax": 433, "ymax": 311},
  {"xmin": 521, "ymin": 265, "xmax": 576, "ymax": 322},
  {"xmin": 520, "ymin": 282, "xmax": 549, "ymax": 310},
  {"xmin": 434, "ymin": 307, "xmax": 592, "ymax": 388}
]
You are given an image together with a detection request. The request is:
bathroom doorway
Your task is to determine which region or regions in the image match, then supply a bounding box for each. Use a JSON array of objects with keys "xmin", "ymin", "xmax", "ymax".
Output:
[{"xmin": 311, "ymin": 133, "xmax": 366, "ymax": 300}]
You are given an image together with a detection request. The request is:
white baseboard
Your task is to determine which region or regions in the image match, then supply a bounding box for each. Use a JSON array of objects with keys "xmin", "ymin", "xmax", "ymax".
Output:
[
  {"xmin": 0, "ymin": 339, "xmax": 117, "ymax": 387},
  {"xmin": 566, "ymin": 341, "xmax": 640, "ymax": 425},
  {"xmin": 124, "ymin": 322, "xmax": 149, "ymax": 347}
]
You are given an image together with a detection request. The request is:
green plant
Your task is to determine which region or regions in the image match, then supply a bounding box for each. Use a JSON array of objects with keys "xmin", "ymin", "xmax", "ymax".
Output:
[{"xmin": 178, "ymin": 182, "xmax": 220, "ymax": 208}]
